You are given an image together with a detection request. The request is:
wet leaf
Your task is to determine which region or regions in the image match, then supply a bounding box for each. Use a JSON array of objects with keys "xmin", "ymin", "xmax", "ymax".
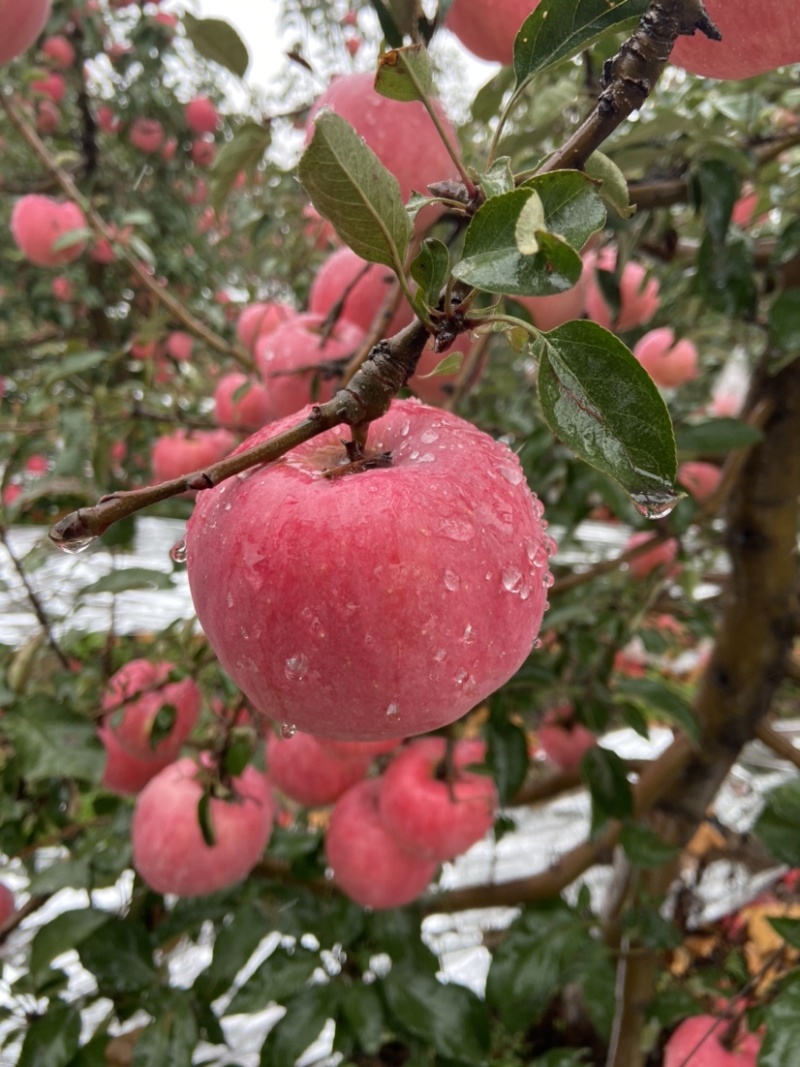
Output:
[
  {"xmin": 258, "ymin": 984, "xmax": 337, "ymax": 1067},
  {"xmin": 78, "ymin": 568, "xmax": 174, "ymax": 596},
  {"xmin": 759, "ymin": 979, "xmax": 800, "ymax": 1067},
  {"xmin": 4, "ymin": 699, "xmax": 104, "ymax": 781},
  {"xmin": 375, "ymin": 44, "xmax": 433, "ymax": 103},
  {"xmin": 582, "ymin": 747, "xmax": 633, "ymax": 825},
  {"xmin": 228, "ymin": 947, "xmax": 317, "ymax": 1014},
  {"xmin": 620, "ymin": 824, "xmax": 679, "ymax": 868},
  {"xmin": 585, "ymin": 151, "xmax": 636, "ymax": 218},
  {"xmin": 410, "ymin": 238, "xmax": 450, "ymax": 310},
  {"xmin": 183, "ymin": 14, "xmax": 249, "ymax": 77},
  {"xmin": 756, "ymin": 780, "xmax": 800, "ymax": 866},
  {"xmin": 19, "ymin": 1002, "xmax": 80, "ymax": 1067},
  {"xmin": 615, "ymin": 677, "xmax": 699, "ymax": 743}
]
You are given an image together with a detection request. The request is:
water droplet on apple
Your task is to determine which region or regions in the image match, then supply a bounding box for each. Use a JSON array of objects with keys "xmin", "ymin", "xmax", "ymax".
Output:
[
  {"xmin": 170, "ymin": 537, "xmax": 187, "ymax": 563},
  {"xmin": 542, "ymin": 571, "xmax": 555, "ymax": 589},
  {"xmin": 418, "ymin": 453, "xmax": 435, "ymax": 463},
  {"xmin": 409, "ymin": 450, "xmax": 420, "ymax": 460},
  {"xmin": 519, "ymin": 583, "xmax": 531, "ymax": 601},
  {"xmin": 454, "ymin": 668, "xmax": 475, "ymax": 689},
  {"xmin": 281, "ymin": 722, "xmax": 297, "ymax": 739},
  {"xmin": 462, "ymin": 623, "xmax": 476, "ymax": 644},
  {"xmin": 420, "ymin": 429, "xmax": 439, "ymax": 444},
  {"xmin": 527, "ymin": 540, "xmax": 548, "ymax": 568},
  {"xmin": 55, "ymin": 535, "xmax": 98, "ymax": 555},
  {"xmin": 501, "ymin": 566, "xmax": 524, "ymax": 593},
  {"xmin": 386, "ymin": 702, "xmax": 400, "ymax": 719},
  {"xmin": 443, "ymin": 570, "xmax": 461, "ymax": 591},
  {"xmin": 498, "ymin": 464, "xmax": 523, "ymax": 485},
  {"xmin": 311, "ymin": 617, "xmax": 326, "ymax": 638},
  {"xmin": 437, "ymin": 518, "xmax": 474, "ymax": 542},
  {"xmin": 434, "ymin": 648, "xmax": 447, "ymax": 662},
  {"xmin": 532, "ymin": 637, "xmax": 542, "ymax": 649},
  {"xmin": 284, "ymin": 653, "xmax": 309, "ymax": 681},
  {"xmin": 226, "ymin": 592, "xmax": 234, "ymax": 608},
  {"xmin": 240, "ymin": 627, "xmax": 249, "ymax": 640},
  {"xmin": 399, "ymin": 419, "xmax": 410, "ymax": 437}
]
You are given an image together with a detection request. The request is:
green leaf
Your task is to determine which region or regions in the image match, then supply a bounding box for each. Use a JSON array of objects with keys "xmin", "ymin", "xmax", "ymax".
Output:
[
  {"xmin": 454, "ymin": 189, "xmax": 582, "ymax": 297},
  {"xmin": 410, "ymin": 238, "xmax": 450, "ymax": 310},
  {"xmin": 514, "ymin": 0, "xmax": 648, "ymax": 89},
  {"xmin": 228, "ymin": 947, "xmax": 317, "ymax": 1015},
  {"xmin": 19, "ymin": 1002, "xmax": 80, "ymax": 1067},
  {"xmin": 416, "ymin": 351, "xmax": 463, "ymax": 379},
  {"xmin": 77, "ymin": 918, "xmax": 156, "ymax": 996},
  {"xmin": 4, "ymin": 700, "xmax": 104, "ymax": 781},
  {"xmin": 694, "ymin": 233, "xmax": 757, "ymax": 318},
  {"xmin": 755, "ymin": 780, "xmax": 800, "ymax": 866},
  {"xmin": 581, "ymin": 747, "xmax": 633, "ymax": 823},
  {"xmin": 78, "ymin": 568, "xmax": 174, "ymax": 597},
  {"xmin": 676, "ymin": 418, "xmax": 763, "ymax": 455},
  {"xmin": 486, "ymin": 712, "xmax": 529, "ymax": 804},
  {"xmin": 211, "ymin": 121, "xmax": 271, "ymax": 213},
  {"xmin": 198, "ymin": 900, "xmax": 273, "ymax": 1001},
  {"xmin": 339, "ymin": 982, "xmax": 385, "ymax": 1055},
  {"xmin": 30, "ymin": 909, "xmax": 108, "ymax": 985},
  {"xmin": 515, "ymin": 190, "xmax": 545, "ymax": 255},
  {"xmin": 453, "ymin": 174, "xmax": 605, "ymax": 297},
  {"xmin": 42, "ymin": 350, "xmax": 107, "ymax": 388},
  {"xmin": 620, "ymin": 824, "xmax": 678, "ymax": 868},
  {"xmin": 614, "ymin": 677, "xmax": 699, "ymax": 743},
  {"xmin": 768, "ymin": 290, "xmax": 800, "ymax": 373},
  {"xmin": 486, "ymin": 901, "xmax": 613, "ymax": 1033},
  {"xmin": 758, "ymin": 979, "xmax": 800, "ymax": 1067},
  {"xmin": 521, "ymin": 171, "xmax": 607, "ymax": 250},
  {"xmin": 298, "ymin": 111, "xmax": 412, "ymax": 274},
  {"xmin": 693, "ymin": 158, "xmax": 740, "ymax": 245},
  {"xmin": 375, "ymin": 44, "xmax": 433, "ymax": 103},
  {"xmin": 183, "ymin": 13, "xmax": 249, "ymax": 77},
  {"xmin": 259, "ymin": 984, "xmax": 337, "ymax": 1067},
  {"xmin": 132, "ymin": 995, "xmax": 198, "ymax": 1067},
  {"xmin": 767, "ymin": 917, "xmax": 800, "ymax": 950},
  {"xmin": 382, "ymin": 963, "xmax": 489, "ymax": 1066},
  {"xmin": 480, "ymin": 156, "xmax": 515, "ymax": 199},
  {"xmin": 536, "ymin": 322, "xmax": 678, "ymax": 515},
  {"xmin": 585, "ymin": 151, "xmax": 636, "ymax": 218}
]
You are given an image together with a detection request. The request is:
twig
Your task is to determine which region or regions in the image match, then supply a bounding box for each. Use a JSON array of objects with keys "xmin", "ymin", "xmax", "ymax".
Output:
[
  {"xmin": 0, "ymin": 92, "xmax": 253, "ymax": 370},
  {"xmin": 755, "ymin": 721, "xmax": 800, "ymax": 771},
  {"xmin": 700, "ymin": 398, "xmax": 774, "ymax": 517},
  {"xmin": 0, "ymin": 526, "xmax": 69, "ymax": 668},
  {"xmin": 49, "ymin": 320, "xmax": 431, "ymax": 546},
  {"xmin": 550, "ymin": 531, "xmax": 676, "ymax": 598}
]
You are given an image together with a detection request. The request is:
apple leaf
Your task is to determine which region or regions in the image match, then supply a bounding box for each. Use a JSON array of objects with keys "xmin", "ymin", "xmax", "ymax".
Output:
[
  {"xmin": 30, "ymin": 909, "xmax": 108, "ymax": 986},
  {"xmin": 581, "ymin": 747, "xmax": 633, "ymax": 826},
  {"xmin": 375, "ymin": 44, "xmax": 433, "ymax": 103},
  {"xmin": 675, "ymin": 418, "xmax": 763, "ymax": 455},
  {"xmin": 486, "ymin": 901, "xmax": 614, "ymax": 1033},
  {"xmin": 382, "ymin": 963, "xmax": 490, "ymax": 1066},
  {"xmin": 417, "ymin": 351, "xmax": 463, "ymax": 378},
  {"xmin": 452, "ymin": 173, "xmax": 605, "ymax": 297},
  {"xmin": 514, "ymin": 0, "xmax": 648, "ymax": 90},
  {"xmin": 755, "ymin": 779, "xmax": 800, "ymax": 866},
  {"xmin": 536, "ymin": 322, "xmax": 678, "ymax": 514},
  {"xmin": 758, "ymin": 979, "xmax": 800, "ymax": 1067},
  {"xmin": 3, "ymin": 699, "xmax": 104, "ymax": 781},
  {"xmin": 78, "ymin": 568, "xmax": 174, "ymax": 596},
  {"xmin": 77, "ymin": 918, "xmax": 157, "ymax": 996},
  {"xmin": 18, "ymin": 1002, "xmax": 80, "ymax": 1067},
  {"xmin": 338, "ymin": 982, "xmax": 386, "ymax": 1055},
  {"xmin": 298, "ymin": 111, "xmax": 412, "ymax": 276},
  {"xmin": 767, "ymin": 916, "xmax": 800, "ymax": 950},
  {"xmin": 196, "ymin": 900, "xmax": 274, "ymax": 1002},
  {"xmin": 183, "ymin": 14, "xmax": 249, "ymax": 77},
  {"xmin": 132, "ymin": 995, "xmax": 199, "ymax": 1067},
  {"xmin": 227, "ymin": 947, "xmax": 318, "ymax": 1015},
  {"xmin": 453, "ymin": 189, "xmax": 582, "ymax": 297},
  {"xmin": 480, "ymin": 156, "xmax": 515, "ymax": 199},
  {"xmin": 614, "ymin": 677, "xmax": 699, "ymax": 742},
  {"xmin": 620, "ymin": 824, "xmax": 678, "ymax": 868},
  {"xmin": 486, "ymin": 712, "xmax": 529, "ymax": 804},
  {"xmin": 409, "ymin": 238, "xmax": 450, "ymax": 310},
  {"xmin": 258, "ymin": 984, "xmax": 337, "ymax": 1067},
  {"xmin": 584, "ymin": 151, "xmax": 636, "ymax": 219},
  {"xmin": 210, "ymin": 121, "xmax": 271, "ymax": 213}
]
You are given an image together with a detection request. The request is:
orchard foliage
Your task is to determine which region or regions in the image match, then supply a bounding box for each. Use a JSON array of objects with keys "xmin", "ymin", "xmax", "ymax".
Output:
[{"xmin": 2, "ymin": 2, "xmax": 800, "ymax": 1066}]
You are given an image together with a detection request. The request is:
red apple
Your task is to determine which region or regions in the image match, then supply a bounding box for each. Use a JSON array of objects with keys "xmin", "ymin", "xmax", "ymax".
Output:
[
  {"xmin": 214, "ymin": 373, "xmax": 272, "ymax": 431},
  {"xmin": 670, "ymin": 1, "xmax": 800, "ymax": 81},
  {"xmin": 0, "ymin": 883, "xmax": 15, "ymax": 927},
  {"xmin": 129, "ymin": 117, "xmax": 164, "ymax": 154},
  {"xmin": 378, "ymin": 738, "xmax": 497, "ymax": 861},
  {"xmin": 446, "ymin": 0, "xmax": 541, "ymax": 65},
  {"xmin": 678, "ymin": 461, "xmax": 722, "ymax": 503},
  {"xmin": 151, "ymin": 428, "xmax": 235, "ymax": 483},
  {"xmin": 254, "ymin": 312, "xmax": 364, "ymax": 421},
  {"xmin": 0, "ymin": 0, "xmax": 51, "ymax": 65},
  {"xmin": 266, "ymin": 731, "xmax": 371, "ymax": 807},
  {"xmin": 316, "ymin": 737, "xmax": 400, "ymax": 760},
  {"xmin": 308, "ymin": 246, "xmax": 413, "ymax": 337},
  {"xmin": 36, "ymin": 99, "xmax": 61, "ymax": 134},
  {"xmin": 161, "ymin": 136, "xmax": 177, "ymax": 162},
  {"xmin": 584, "ymin": 249, "xmax": 660, "ymax": 333},
  {"xmin": 625, "ymin": 531, "xmax": 679, "ymax": 580},
  {"xmin": 99, "ymin": 724, "xmax": 173, "ymax": 795},
  {"xmin": 10, "ymin": 195, "xmax": 88, "ymax": 267},
  {"xmin": 96, "ymin": 105, "xmax": 122, "ymax": 134},
  {"xmin": 664, "ymin": 1015, "xmax": 760, "ymax": 1067},
  {"xmin": 165, "ymin": 331, "xmax": 194, "ymax": 362},
  {"xmin": 307, "ymin": 71, "xmax": 457, "ymax": 207},
  {"xmin": 31, "ymin": 72, "xmax": 66, "ymax": 103},
  {"xmin": 51, "ymin": 276, "xmax": 73, "ymax": 301},
  {"xmin": 325, "ymin": 779, "xmax": 438, "ymax": 908},
  {"xmin": 185, "ymin": 95, "xmax": 219, "ymax": 134},
  {"xmin": 634, "ymin": 328, "xmax": 699, "ymax": 388},
  {"xmin": 132, "ymin": 757, "xmax": 274, "ymax": 896},
  {"xmin": 185, "ymin": 397, "xmax": 555, "ymax": 741},
  {"xmin": 102, "ymin": 658, "xmax": 200, "ymax": 761},
  {"xmin": 41, "ymin": 34, "xmax": 75, "ymax": 68},
  {"xmin": 190, "ymin": 136, "xmax": 216, "ymax": 168},
  {"xmin": 538, "ymin": 705, "xmax": 598, "ymax": 773},
  {"xmin": 236, "ymin": 301, "xmax": 295, "ymax": 353}
]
